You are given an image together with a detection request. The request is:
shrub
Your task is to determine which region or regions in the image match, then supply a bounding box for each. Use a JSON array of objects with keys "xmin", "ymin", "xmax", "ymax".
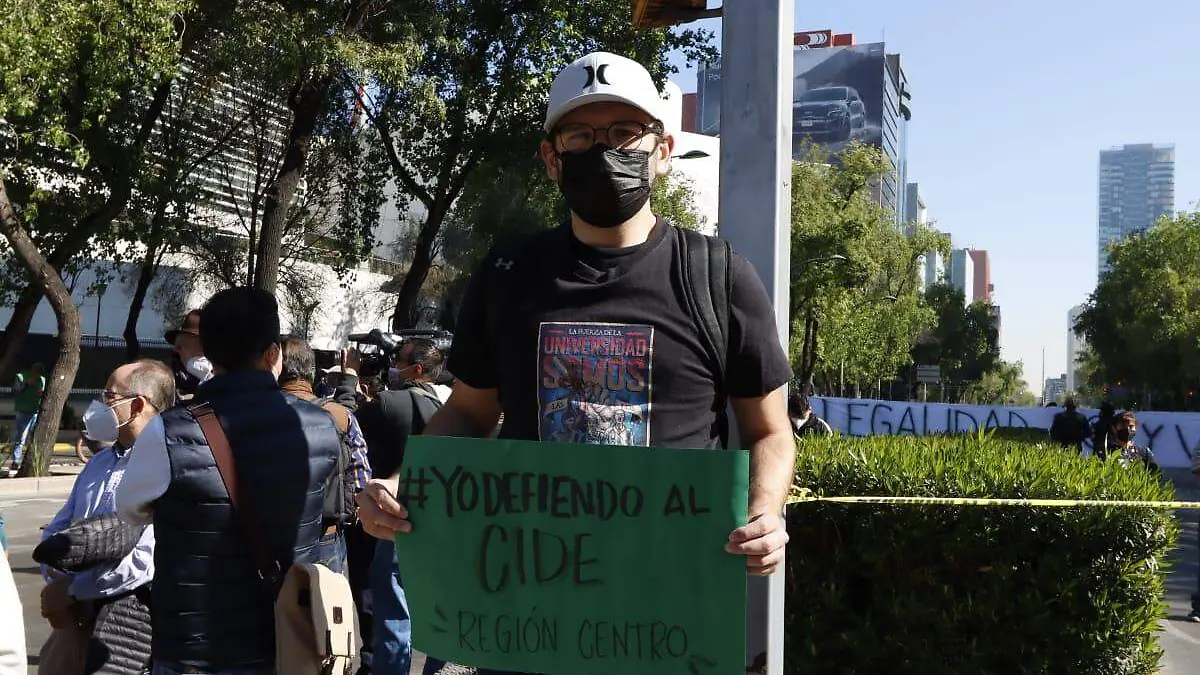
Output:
[{"xmin": 786, "ymin": 434, "xmax": 1177, "ymax": 675}]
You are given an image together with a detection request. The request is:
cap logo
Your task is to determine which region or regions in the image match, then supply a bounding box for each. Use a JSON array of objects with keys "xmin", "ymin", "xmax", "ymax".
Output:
[{"xmin": 582, "ymin": 64, "xmax": 610, "ymax": 89}]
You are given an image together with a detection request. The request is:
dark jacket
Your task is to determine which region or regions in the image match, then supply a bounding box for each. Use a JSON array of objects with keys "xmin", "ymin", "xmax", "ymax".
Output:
[
  {"xmin": 356, "ymin": 382, "xmax": 443, "ymax": 481},
  {"xmin": 151, "ymin": 370, "xmax": 340, "ymax": 670}
]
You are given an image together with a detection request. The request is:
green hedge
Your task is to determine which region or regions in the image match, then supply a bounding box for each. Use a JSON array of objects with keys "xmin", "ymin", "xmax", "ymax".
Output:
[{"xmin": 786, "ymin": 434, "xmax": 1178, "ymax": 675}]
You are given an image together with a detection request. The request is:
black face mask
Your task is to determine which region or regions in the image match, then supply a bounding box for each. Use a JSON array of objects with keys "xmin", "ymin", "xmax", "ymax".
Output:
[
  {"xmin": 1115, "ymin": 428, "xmax": 1133, "ymax": 443},
  {"xmin": 556, "ymin": 145, "xmax": 652, "ymax": 228}
]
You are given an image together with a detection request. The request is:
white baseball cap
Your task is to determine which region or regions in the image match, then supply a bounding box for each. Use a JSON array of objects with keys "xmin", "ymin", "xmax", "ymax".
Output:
[{"xmin": 544, "ymin": 52, "xmax": 666, "ymax": 133}]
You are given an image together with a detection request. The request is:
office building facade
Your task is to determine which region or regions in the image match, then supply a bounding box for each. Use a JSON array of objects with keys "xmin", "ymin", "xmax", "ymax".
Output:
[
  {"xmin": 948, "ymin": 249, "xmax": 975, "ymax": 303},
  {"xmin": 968, "ymin": 249, "xmax": 992, "ymax": 302},
  {"xmin": 1066, "ymin": 304, "xmax": 1087, "ymax": 392},
  {"xmin": 695, "ymin": 33, "xmax": 911, "ymax": 223},
  {"xmin": 1097, "ymin": 143, "xmax": 1174, "ymax": 276}
]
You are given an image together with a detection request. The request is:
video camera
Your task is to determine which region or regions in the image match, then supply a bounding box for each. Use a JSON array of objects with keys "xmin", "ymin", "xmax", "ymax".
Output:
[{"xmin": 347, "ymin": 328, "xmax": 454, "ymax": 379}]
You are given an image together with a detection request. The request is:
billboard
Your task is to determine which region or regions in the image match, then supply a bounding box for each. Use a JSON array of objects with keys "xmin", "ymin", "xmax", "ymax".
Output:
[{"xmin": 694, "ymin": 42, "xmax": 887, "ymax": 158}]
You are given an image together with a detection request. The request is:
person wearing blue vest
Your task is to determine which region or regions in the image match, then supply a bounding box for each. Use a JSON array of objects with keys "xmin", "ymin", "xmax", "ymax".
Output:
[{"xmin": 116, "ymin": 287, "xmax": 342, "ymax": 675}]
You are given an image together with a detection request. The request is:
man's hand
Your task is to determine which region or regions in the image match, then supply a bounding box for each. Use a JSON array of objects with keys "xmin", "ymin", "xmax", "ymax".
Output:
[
  {"xmin": 725, "ymin": 511, "xmax": 789, "ymax": 575},
  {"xmin": 355, "ymin": 477, "xmax": 412, "ymax": 541},
  {"xmin": 41, "ymin": 573, "xmax": 77, "ymax": 627}
]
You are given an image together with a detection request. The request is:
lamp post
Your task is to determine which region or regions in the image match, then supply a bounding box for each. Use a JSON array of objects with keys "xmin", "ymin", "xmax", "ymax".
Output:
[{"xmin": 93, "ymin": 283, "xmax": 108, "ymax": 348}]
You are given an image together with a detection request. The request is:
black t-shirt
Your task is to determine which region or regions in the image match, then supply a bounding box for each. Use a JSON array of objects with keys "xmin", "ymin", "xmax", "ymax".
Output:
[{"xmin": 448, "ymin": 219, "xmax": 791, "ymax": 449}]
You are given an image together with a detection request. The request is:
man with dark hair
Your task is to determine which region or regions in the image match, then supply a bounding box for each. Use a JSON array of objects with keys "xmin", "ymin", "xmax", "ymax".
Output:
[
  {"xmin": 1049, "ymin": 398, "xmax": 1090, "ymax": 454},
  {"xmin": 1102, "ymin": 411, "xmax": 1157, "ymax": 472},
  {"xmin": 40, "ymin": 358, "xmax": 173, "ymax": 673},
  {"xmin": 277, "ymin": 336, "xmax": 371, "ymax": 572},
  {"xmin": 116, "ymin": 287, "xmax": 341, "ymax": 675},
  {"xmin": 165, "ymin": 310, "xmax": 210, "ymax": 400},
  {"xmin": 788, "ymin": 386, "xmax": 832, "ymax": 437},
  {"xmin": 356, "ymin": 51, "xmax": 794, "ymax": 675}
]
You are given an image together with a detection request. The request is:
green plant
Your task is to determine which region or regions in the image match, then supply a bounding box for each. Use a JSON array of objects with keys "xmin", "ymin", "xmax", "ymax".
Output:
[{"xmin": 786, "ymin": 435, "xmax": 1177, "ymax": 675}]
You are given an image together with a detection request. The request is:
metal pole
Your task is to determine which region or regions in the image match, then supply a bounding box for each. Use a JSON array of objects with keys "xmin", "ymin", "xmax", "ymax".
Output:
[{"xmin": 716, "ymin": 1, "xmax": 793, "ymax": 673}]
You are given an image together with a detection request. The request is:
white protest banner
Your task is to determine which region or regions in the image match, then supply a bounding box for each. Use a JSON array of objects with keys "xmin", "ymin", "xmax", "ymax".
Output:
[{"xmin": 811, "ymin": 397, "xmax": 1200, "ymax": 469}]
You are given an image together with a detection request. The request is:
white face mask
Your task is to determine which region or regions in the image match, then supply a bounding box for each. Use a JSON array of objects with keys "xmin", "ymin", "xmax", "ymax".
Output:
[
  {"xmin": 185, "ymin": 356, "xmax": 213, "ymax": 382},
  {"xmin": 82, "ymin": 398, "xmax": 134, "ymax": 443}
]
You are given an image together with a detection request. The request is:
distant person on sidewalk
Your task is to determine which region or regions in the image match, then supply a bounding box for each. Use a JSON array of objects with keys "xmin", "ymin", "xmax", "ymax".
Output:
[
  {"xmin": 39, "ymin": 359, "xmax": 173, "ymax": 674},
  {"xmin": 9, "ymin": 362, "xmax": 45, "ymax": 471},
  {"xmin": 1100, "ymin": 411, "xmax": 1157, "ymax": 472},
  {"xmin": 789, "ymin": 387, "xmax": 833, "ymax": 438},
  {"xmin": 1049, "ymin": 398, "xmax": 1090, "ymax": 454}
]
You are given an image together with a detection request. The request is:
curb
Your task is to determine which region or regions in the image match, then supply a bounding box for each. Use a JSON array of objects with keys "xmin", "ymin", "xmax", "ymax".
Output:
[{"xmin": 0, "ymin": 467, "xmax": 80, "ymax": 499}]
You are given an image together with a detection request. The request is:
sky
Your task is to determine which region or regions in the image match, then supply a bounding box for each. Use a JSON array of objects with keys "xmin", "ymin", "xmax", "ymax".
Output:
[{"xmin": 662, "ymin": 0, "xmax": 1200, "ymax": 391}]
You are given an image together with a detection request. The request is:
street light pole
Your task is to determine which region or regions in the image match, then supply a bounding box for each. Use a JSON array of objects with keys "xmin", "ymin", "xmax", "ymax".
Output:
[{"xmin": 715, "ymin": 1, "xmax": 793, "ymax": 673}]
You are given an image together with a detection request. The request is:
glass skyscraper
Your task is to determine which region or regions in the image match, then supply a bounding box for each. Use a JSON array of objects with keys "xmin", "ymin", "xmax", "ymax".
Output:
[{"xmin": 1097, "ymin": 143, "xmax": 1175, "ymax": 276}]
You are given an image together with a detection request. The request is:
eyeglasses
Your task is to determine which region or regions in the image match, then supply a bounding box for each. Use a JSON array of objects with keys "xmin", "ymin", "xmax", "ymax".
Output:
[
  {"xmin": 552, "ymin": 121, "xmax": 663, "ymax": 153},
  {"xmin": 102, "ymin": 390, "xmax": 141, "ymax": 404}
]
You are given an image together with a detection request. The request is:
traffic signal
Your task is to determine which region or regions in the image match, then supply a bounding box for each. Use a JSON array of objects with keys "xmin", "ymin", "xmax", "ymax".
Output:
[{"xmin": 632, "ymin": 0, "xmax": 720, "ymax": 28}]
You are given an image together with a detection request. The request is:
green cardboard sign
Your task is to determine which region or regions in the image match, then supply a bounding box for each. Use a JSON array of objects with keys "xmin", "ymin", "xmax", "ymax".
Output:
[{"xmin": 394, "ymin": 436, "xmax": 749, "ymax": 675}]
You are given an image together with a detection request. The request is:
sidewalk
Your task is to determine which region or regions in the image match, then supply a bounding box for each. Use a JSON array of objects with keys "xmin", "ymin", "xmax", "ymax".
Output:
[{"xmin": 0, "ymin": 462, "xmax": 82, "ymax": 498}]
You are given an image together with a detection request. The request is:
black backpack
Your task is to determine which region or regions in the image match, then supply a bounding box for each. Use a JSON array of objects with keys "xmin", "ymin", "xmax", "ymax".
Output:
[
  {"xmin": 483, "ymin": 225, "xmax": 733, "ymax": 447},
  {"xmin": 313, "ymin": 396, "xmax": 357, "ymax": 527}
]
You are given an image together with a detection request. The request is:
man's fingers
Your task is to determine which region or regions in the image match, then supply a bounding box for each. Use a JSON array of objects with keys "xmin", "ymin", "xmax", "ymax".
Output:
[
  {"xmin": 355, "ymin": 479, "xmax": 412, "ymax": 540},
  {"xmin": 726, "ymin": 528, "xmax": 789, "ymax": 556},
  {"xmin": 728, "ymin": 513, "xmax": 778, "ymax": 544}
]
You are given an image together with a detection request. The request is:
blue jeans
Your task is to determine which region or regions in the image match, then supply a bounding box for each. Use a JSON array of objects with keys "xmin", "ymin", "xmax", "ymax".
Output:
[
  {"xmin": 370, "ymin": 538, "xmax": 411, "ymax": 675},
  {"xmin": 315, "ymin": 529, "xmax": 347, "ymax": 574},
  {"xmin": 152, "ymin": 662, "xmax": 273, "ymax": 675},
  {"xmin": 10, "ymin": 412, "xmax": 36, "ymax": 467}
]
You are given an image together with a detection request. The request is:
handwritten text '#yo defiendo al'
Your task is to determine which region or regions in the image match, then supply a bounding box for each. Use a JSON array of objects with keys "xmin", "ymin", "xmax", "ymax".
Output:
[{"xmin": 400, "ymin": 466, "xmax": 713, "ymax": 593}]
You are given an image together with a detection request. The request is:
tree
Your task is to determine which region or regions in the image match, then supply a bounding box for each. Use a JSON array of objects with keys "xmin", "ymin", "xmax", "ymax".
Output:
[
  {"xmin": 788, "ymin": 141, "xmax": 946, "ymax": 392},
  {"xmin": 352, "ymin": 0, "xmax": 715, "ymax": 330},
  {"xmin": 0, "ymin": 0, "xmax": 189, "ymax": 475},
  {"xmin": 913, "ymin": 283, "xmax": 1003, "ymax": 400},
  {"xmin": 1074, "ymin": 212, "xmax": 1200, "ymax": 410},
  {"xmin": 243, "ymin": 0, "xmax": 421, "ymax": 294},
  {"xmin": 961, "ymin": 360, "xmax": 1036, "ymax": 406}
]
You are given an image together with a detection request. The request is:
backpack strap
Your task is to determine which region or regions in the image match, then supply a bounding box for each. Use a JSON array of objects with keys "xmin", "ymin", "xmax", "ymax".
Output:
[
  {"xmin": 674, "ymin": 226, "xmax": 733, "ymax": 448},
  {"xmin": 188, "ymin": 402, "xmax": 283, "ymax": 586}
]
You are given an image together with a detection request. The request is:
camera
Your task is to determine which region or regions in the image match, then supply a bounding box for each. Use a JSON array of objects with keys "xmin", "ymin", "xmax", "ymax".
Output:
[{"xmin": 347, "ymin": 328, "xmax": 454, "ymax": 379}]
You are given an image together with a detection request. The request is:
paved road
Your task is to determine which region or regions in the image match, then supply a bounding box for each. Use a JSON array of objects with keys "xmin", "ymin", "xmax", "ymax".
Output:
[{"xmin": 7, "ymin": 478, "xmax": 1200, "ymax": 674}]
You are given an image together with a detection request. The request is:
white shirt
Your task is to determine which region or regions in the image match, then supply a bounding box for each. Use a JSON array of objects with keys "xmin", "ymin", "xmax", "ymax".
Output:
[
  {"xmin": 0, "ymin": 553, "xmax": 26, "ymax": 675},
  {"xmin": 115, "ymin": 415, "xmax": 171, "ymax": 526}
]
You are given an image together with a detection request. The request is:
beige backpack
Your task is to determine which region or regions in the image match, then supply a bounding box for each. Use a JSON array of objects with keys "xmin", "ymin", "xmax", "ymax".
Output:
[{"xmin": 191, "ymin": 402, "xmax": 360, "ymax": 674}]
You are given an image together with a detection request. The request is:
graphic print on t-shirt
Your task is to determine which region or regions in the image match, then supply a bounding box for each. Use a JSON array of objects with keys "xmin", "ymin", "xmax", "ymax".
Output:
[{"xmin": 537, "ymin": 322, "xmax": 653, "ymax": 446}]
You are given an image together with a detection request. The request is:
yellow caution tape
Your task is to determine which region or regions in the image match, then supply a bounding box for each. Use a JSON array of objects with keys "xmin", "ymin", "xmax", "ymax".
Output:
[{"xmin": 786, "ymin": 488, "xmax": 1200, "ymax": 509}]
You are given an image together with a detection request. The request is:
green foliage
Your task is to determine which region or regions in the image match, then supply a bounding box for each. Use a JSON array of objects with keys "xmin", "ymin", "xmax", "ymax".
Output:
[
  {"xmin": 650, "ymin": 171, "xmax": 704, "ymax": 232},
  {"xmin": 1075, "ymin": 212, "xmax": 1200, "ymax": 410},
  {"xmin": 359, "ymin": 0, "xmax": 716, "ymax": 327},
  {"xmin": 787, "ymin": 434, "xmax": 1177, "ymax": 675},
  {"xmin": 914, "ymin": 283, "xmax": 1003, "ymax": 387},
  {"xmin": 961, "ymin": 360, "xmax": 1037, "ymax": 406},
  {"xmin": 789, "ymin": 141, "xmax": 943, "ymax": 390}
]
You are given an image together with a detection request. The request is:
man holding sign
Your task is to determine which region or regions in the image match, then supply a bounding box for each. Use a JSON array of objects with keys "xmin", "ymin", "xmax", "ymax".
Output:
[{"xmin": 356, "ymin": 51, "xmax": 795, "ymax": 675}]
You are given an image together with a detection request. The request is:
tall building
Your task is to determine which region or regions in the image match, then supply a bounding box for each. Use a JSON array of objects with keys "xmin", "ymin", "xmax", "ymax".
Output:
[
  {"xmin": 968, "ymin": 249, "xmax": 992, "ymax": 302},
  {"xmin": 1097, "ymin": 143, "xmax": 1175, "ymax": 276},
  {"xmin": 947, "ymin": 249, "xmax": 975, "ymax": 303},
  {"xmin": 695, "ymin": 32, "xmax": 911, "ymax": 223},
  {"xmin": 904, "ymin": 182, "xmax": 927, "ymax": 225},
  {"xmin": 1066, "ymin": 304, "xmax": 1087, "ymax": 392},
  {"xmin": 1044, "ymin": 374, "xmax": 1067, "ymax": 404},
  {"xmin": 916, "ymin": 249, "xmax": 944, "ymax": 293}
]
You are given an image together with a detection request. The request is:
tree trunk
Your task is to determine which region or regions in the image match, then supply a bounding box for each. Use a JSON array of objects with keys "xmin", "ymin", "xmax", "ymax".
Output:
[
  {"xmin": 0, "ymin": 292, "xmax": 42, "ymax": 381},
  {"xmin": 253, "ymin": 76, "xmax": 331, "ymax": 294},
  {"xmin": 124, "ymin": 240, "xmax": 161, "ymax": 360},
  {"xmin": 0, "ymin": 177, "xmax": 81, "ymax": 478},
  {"xmin": 391, "ymin": 206, "xmax": 450, "ymax": 331}
]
